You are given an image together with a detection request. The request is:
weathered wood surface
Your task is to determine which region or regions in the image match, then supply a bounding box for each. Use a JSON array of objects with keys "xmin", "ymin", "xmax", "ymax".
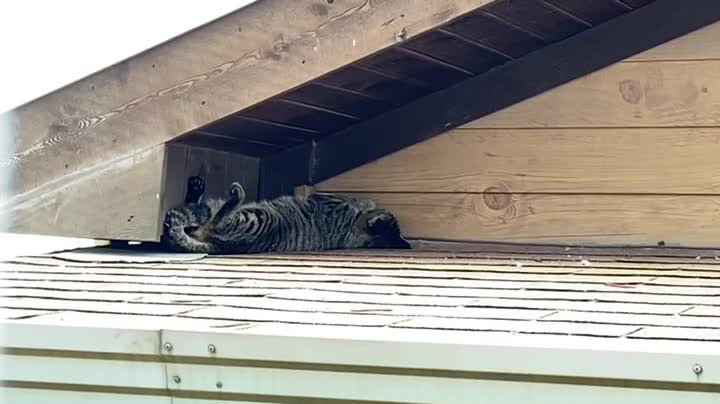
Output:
[
  {"xmin": 627, "ymin": 21, "xmax": 720, "ymax": 61},
  {"xmin": 4, "ymin": 0, "xmax": 497, "ymax": 200},
  {"xmin": 464, "ymin": 60, "xmax": 720, "ymax": 128},
  {"xmin": 317, "ymin": 128, "xmax": 720, "ymax": 194},
  {"xmin": 3, "ymin": 145, "xmax": 166, "ymax": 241},
  {"xmin": 342, "ymin": 193, "xmax": 720, "ymax": 246},
  {"xmin": 4, "ymin": 246, "xmax": 720, "ymax": 342},
  {"xmin": 2, "ymin": 143, "xmax": 259, "ymax": 241},
  {"xmin": 317, "ymin": 16, "xmax": 720, "ymax": 247}
]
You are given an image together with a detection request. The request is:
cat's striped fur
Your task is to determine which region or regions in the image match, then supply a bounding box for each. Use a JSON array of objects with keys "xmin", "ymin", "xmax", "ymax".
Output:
[{"xmin": 161, "ymin": 177, "xmax": 411, "ymax": 254}]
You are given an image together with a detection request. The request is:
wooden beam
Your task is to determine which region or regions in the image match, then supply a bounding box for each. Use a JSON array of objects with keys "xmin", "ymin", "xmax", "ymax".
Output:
[
  {"xmin": 316, "ymin": 128, "xmax": 720, "ymax": 194},
  {"xmin": 626, "ymin": 21, "xmax": 720, "ymax": 61},
  {"xmin": 466, "ymin": 60, "xmax": 720, "ymax": 128},
  {"xmin": 3, "ymin": 145, "xmax": 167, "ymax": 241},
  {"xmin": 343, "ymin": 192, "xmax": 720, "ymax": 247},
  {"xmin": 299, "ymin": 0, "xmax": 720, "ymax": 185},
  {"xmin": 4, "ymin": 0, "xmax": 498, "ymax": 199},
  {"xmin": 2, "ymin": 142, "xmax": 259, "ymax": 242}
]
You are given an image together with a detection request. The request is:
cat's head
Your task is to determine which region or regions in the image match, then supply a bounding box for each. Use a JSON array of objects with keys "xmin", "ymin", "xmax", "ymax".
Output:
[{"xmin": 360, "ymin": 210, "xmax": 411, "ymax": 249}]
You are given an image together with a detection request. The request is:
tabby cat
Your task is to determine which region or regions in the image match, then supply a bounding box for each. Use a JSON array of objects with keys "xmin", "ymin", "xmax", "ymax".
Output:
[{"xmin": 161, "ymin": 176, "xmax": 411, "ymax": 254}]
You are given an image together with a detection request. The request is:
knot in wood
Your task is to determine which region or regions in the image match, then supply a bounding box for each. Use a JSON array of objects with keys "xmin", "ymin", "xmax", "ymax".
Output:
[
  {"xmin": 273, "ymin": 40, "xmax": 289, "ymax": 55},
  {"xmin": 619, "ymin": 80, "xmax": 643, "ymax": 104},
  {"xmin": 483, "ymin": 187, "xmax": 512, "ymax": 210}
]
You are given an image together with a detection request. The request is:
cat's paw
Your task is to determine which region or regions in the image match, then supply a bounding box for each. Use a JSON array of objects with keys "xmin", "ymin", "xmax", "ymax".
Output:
[
  {"xmin": 228, "ymin": 182, "xmax": 246, "ymax": 204},
  {"xmin": 164, "ymin": 209, "xmax": 187, "ymax": 230},
  {"xmin": 185, "ymin": 176, "xmax": 205, "ymax": 203},
  {"xmin": 366, "ymin": 211, "xmax": 399, "ymax": 234}
]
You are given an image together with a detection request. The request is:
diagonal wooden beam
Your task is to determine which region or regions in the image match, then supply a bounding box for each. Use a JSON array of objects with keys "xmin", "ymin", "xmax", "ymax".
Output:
[
  {"xmin": 283, "ymin": 0, "xmax": 718, "ymax": 188},
  {"xmin": 2, "ymin": 0, "xmax": 497, "ymax": 200}
]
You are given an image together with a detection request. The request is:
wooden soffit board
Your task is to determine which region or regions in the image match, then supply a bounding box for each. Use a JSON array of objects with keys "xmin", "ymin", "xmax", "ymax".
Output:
[{"xmin": 3, "ymin": 0, "xmax": 500, "ymax": 200}]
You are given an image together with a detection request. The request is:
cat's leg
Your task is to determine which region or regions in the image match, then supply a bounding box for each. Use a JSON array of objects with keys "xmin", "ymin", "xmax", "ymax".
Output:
[
  {"xmin": 161, "ymin": 209, "xmax": 217, "ymax": 253},
  {"xmin": 355, "ymin": 199, "xmax": 376, "ymax": 212},
  {"xmin": 185, "ymin": 176, "xmax": 206, "ymax": 204}
]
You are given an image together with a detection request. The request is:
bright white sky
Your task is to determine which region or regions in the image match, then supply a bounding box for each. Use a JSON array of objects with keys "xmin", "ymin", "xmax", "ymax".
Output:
[
  {"xmin": 0, "ymin": 0, "xmax": 255, "ymax": 112},
  {"xmin": 0, "ymin": 1, "xmax": 255, "ymax": 255}
]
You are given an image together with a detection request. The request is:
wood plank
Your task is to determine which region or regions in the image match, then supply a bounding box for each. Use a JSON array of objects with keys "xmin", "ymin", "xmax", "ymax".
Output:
[
  {"xmin": 464, "ymin": 60, "xmax": 720, "ymax": 128},
  {"xmin": 269, "ymin": 289, "xmax": 477, "ymax": 307},
  {"xmin": 16, "ymin": 256, "xmax": 720, "ymax": 277},
  {"xmin": 182, "ymin": 306, "xmax": 409, "ymax": 327},
  {"xmin": 395, "ymin": 317, "xmax": 640, "ymax": 337},
  {"xmin": 305, "ymin": 1, "xmax": 720, "ymax": 186},
  {"xmin": 10, "ymin": 311, "xmax": 241, "ymax": 330},
  {"xmin": 542, "ymin": 311, "xmax": 720, "ymax": 328},
  {"xmin": 271, "ymin": 287, "xmax": 719, "ymax": 306},
  {"xmin": 2, "ymin": 298, "xmax": 199, "ymax": 316},
  {"xmin": 3, "ymin": 145, "xmax": 165, "ymax": 240},
  {"xmin": 628, "ymin": 21, "xmax": 720, "ymax": 61},
  {"xmin": 2, "ymin": 263, "xmax": 666, "ymax": 285},
  {"xmin": 5, "ymin": 0, "xmax": 502, "ymax": 198},
  {"xmin": 484, "ymin": 0, "xmax": 588, "ymax": 41},
  {"xmin": 0, "ymin": 308, "xmax": 53, "ymax": 320},
  {"xmin": 543, "ymin": 0, "xmax": 628, "ymax": 26},
  {"xmin": 159, "ymin": 143, "xmax": 188, "ymax": 233},
  {"xmin": 464, "ymin": 299, "xmax": 691, "ymax": 315},
  {"xmin": 628, "ymin": 326, "xmax": 720, "ymax": 341},
  {"xmin": 340, "ymin": 192, "xmax": 720, "ymax": 246},
  {"xmin": 317, "ymin": 128, "xmax": 720, "ymax": 194},
  {"xmin": 159, "ymin": 294, "xmax": 692, "ymax": 316},
  {"xmin": 682, "ymin": 306, "xmax": 720, "ymax": 316},
  {"xmin": 18, "ymin": 252, "xmax": 720, "ymax": 275}
]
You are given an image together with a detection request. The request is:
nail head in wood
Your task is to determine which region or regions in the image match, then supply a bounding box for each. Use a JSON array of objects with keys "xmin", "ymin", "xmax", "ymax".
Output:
[{"xmin": 693, "ymin": 363, "xmax": 703, "ymax": 375}]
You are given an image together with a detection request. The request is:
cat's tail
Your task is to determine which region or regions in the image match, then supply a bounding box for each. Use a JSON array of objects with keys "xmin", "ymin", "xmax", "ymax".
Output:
[{"xmin": 161, "ymin": 209, "xmax": 217, "ymax": 253}]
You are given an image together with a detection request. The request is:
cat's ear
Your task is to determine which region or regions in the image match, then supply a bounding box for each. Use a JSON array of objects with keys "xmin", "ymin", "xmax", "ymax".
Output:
[{"xmin": 228, "ymin": 182, "xmax": 246, "ymax": 204}]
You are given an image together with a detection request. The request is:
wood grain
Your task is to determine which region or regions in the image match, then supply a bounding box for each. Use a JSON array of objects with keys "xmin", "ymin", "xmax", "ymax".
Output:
[
  {"xmin": 317, "ymin": 128, "xmax": 720, "ymax": 194},
  {"xmin": 3, "ymin": 145, "xmax": 165, "ymax": 241},
  {"xmin": 627, "ymin": 21, "xmax": 720, "ymax": 61},
  {"xmin": 338, "ymin": 192, "xmax": 720, "ymax": 246},
  {"xmin": 5, "ymin": 0, "xmax": 498, "ymax": 198},
  {"xmin": 463, "ymin": 60, "xmax": 720, "ymax": 128}
]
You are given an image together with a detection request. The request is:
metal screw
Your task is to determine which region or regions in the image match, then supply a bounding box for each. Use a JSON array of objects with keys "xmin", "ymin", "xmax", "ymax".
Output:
[
  {"xmin": 208, "ymin": 344, "xmax": 217, "ymax": 354},
  {"xmin": 163, "ymin": 342, "xmax": 173, "ymax": 352},
  {"xmin": 693, "ymin": 364, "xmax": 703, "ymax": 375},
  {"xmin": 216, "ymin": 381, "xmax": 223, "ymax": 388},
  {"xmin": 173, "ymin": 375, "xmax": 181, "ymax": 384}
]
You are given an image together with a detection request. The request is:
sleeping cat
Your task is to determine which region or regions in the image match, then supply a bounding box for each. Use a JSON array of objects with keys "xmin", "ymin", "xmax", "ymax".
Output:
[{"xmin": 161, "ymin": 176, "xmax": 411, "ymax": 254}]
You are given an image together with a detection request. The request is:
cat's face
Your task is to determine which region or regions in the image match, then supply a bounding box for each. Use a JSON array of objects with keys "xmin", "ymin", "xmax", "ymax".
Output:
[{"xmin": 361, "ymin": 210, "xmax": 411, "ymax": 249}]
